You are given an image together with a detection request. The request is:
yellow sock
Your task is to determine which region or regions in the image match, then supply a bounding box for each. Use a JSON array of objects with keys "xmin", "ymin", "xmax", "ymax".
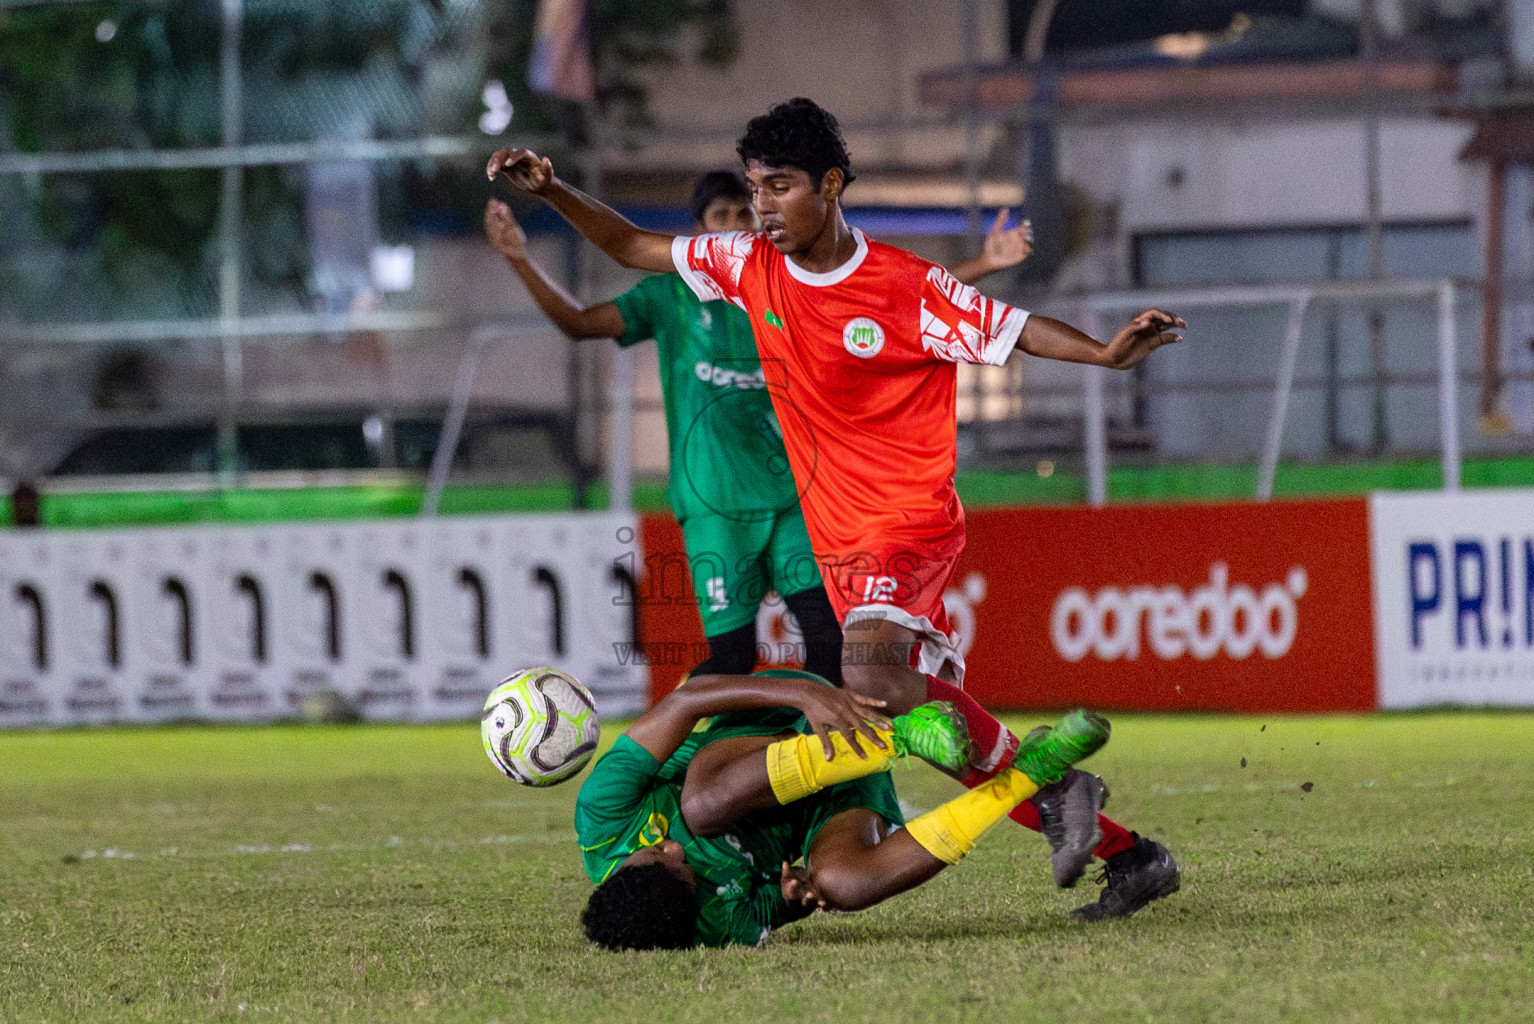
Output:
[
  {"xmin": 766, "ymin": 727, "xmax": 896, "ymax": 805},
  {"xmin": 905, "ymin": 768, "xmax": 1039, "ymax": 864}
]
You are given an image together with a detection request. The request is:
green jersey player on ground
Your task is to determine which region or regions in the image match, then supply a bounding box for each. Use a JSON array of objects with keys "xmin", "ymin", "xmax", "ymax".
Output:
[
  {"xmin": 573, "ymin": 667, "xmax": 1110, "ymax": 950},
  {"xmin": 484, "ymin": 173, "xmax": 1031, "ymax": 682}
]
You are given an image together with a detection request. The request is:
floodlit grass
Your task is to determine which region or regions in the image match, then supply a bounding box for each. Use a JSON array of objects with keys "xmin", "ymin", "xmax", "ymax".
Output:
[{"xmin": 2, "ymin": 713, "xmax": 1531, "ymax": 1023}]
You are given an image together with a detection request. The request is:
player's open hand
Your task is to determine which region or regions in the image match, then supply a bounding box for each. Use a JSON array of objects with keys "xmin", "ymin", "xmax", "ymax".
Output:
[
  {"xmin": 980, "ymin": 210, "xmax": 1032, "ymax": 271},
  {"xmin": 1102, "ymin": 308, "xmax": 1185, "ymax": 370},
  {"xmin": 795, "ymin": 683, "xmax": 891, "ymax": 762},
  {"xmin": 781, "ymin": 862, "xmax": 829, "ymax": 911},
  {"xmin": 487, "ymin": 147, "xmax": 555, "ymax": 194},
  {"xmin": 483, "ymin": 199, "xmax": 528, "ymax": 261}
]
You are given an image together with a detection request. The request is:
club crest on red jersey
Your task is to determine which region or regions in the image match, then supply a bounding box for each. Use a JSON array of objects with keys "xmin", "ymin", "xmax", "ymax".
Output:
[{"xmin": 842, "ymin": 317, "xmax": 885, "ymax": 358}]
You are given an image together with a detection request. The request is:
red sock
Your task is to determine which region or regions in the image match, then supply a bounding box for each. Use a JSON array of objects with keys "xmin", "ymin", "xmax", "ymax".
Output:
[
  {"xmin": 1004, "ymin": 791, "xmax": 1136, "ymax": 859},
  {"xmin": 924, "ymin": 676, "xmax": 1017, "ymax": 775},
  {"xmin": 922, "ymin": 676, "xmax": 1138, "ymax": 858},
  {"xmin": 1093, "ymin": 818, "xmax": 1136, "ymax": 859}
]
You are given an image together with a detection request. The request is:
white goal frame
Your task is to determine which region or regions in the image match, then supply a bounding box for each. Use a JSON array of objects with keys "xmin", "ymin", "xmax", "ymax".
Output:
[{"xmin": 1080, "ymin": 278, "xmax": 1460, "ymax": 507}]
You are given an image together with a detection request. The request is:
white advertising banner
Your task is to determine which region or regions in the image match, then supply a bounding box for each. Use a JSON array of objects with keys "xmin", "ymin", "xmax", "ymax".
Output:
[
  {"xmin": 203, "ymin": 528, "xmax": 286, "ymax": 720},
  {"xmin": 1370, "ymin": 490, "xmax": 1534, "ymax": 708},
  {"xmin": 0, "ymin": 511, "xmax": 645, "ymax": 727},
  {"xmin": 421, "ymin": 519, "xmax": 506, "ymax": 720},
  {"xmin": 274, "ymin": 524, "xmax": 360, "ymax": 710},
  {"xmin": 500, "ymin": 513, "xmax": 645, "ymax": 718},
  {"xmin": 351, "ymin": 521, "xmax": 434, "ymax": 719},
  {"xmin": 53, "ymin": 531, "xmax": 139, "ymax": 724},
  {"xmin": 124, "ymin": 527, "xmax": 207, "ymax": 722},
  {"xmin": 0, "ymin": 532, "xmax": 59, "ymax": 726}
]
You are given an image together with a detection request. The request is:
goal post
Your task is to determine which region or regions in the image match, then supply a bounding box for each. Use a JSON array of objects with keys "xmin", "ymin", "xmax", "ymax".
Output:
[{"xmin": 1081, "ymin": 278, "xmax": 1460, "ymax": 506}]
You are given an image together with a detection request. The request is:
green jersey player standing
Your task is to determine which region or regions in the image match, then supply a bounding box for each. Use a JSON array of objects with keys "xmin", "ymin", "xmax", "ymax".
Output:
[{"xmin": 484, "ymin": 172, "xmax": 1031, "ymax": 682}]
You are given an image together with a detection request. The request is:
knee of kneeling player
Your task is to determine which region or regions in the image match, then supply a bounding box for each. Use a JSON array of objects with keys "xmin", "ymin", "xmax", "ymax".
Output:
[
  {"xmin": 840, "ymin": 662, "xmax": 925, "ymax": 715},
  {"xmin": 679, "ymin": 786, "xmax": 733, "ymax": 837},
  {"xmin": 806, "ymin": 862, "xmax": 883, "ymax": 913}
]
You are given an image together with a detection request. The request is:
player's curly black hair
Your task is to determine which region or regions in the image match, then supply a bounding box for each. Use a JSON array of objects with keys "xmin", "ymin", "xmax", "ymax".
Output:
[
  {"xmin": 736, "ymin": 97, "xmax": 856, "ymax": 191},
  {"xmin": 690, "ymin": 170, "xmax": 751, "ymax": 224},
  {"xmin": 580, "ymin": 863, "xmax": 698, "ymax": 951}
]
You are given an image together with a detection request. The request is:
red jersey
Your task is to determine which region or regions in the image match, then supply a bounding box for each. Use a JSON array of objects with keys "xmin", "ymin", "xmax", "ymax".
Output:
[{"xmin": 672, "ymin": 229, "xmax": 1028, "ymax": 620}]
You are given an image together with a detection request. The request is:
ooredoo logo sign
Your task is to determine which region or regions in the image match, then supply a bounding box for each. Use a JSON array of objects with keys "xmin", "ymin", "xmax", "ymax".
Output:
[
  {"xmin": 955, "ymin": 500, "xmax": 1376, "ymax": 713},
  {"xmin": 1050, "ymin": 563, "xmax": 1309, "ymax": 663}
]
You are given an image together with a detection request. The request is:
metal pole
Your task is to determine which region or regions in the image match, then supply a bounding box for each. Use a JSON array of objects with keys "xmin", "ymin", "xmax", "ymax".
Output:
[
  {"xmin": 4, "ymin": 309, "xmax": 458, "ymax": 346},
  {"xmin": 421, "ymin": 330, "xmax": 489, "ymax": 517},
  {"xmin": 1438, "ymin": 282, "xmax": 1461, "ymax": 491},
  {"xmin": 1361, "ymin": 0, "xmax": 1388, "ymax": 456},
  {"xmin": 216, "ymin": 0, "xmax": 244, "ymax": 484},
  {"xmin": 961, "ymin": 0, "xmax": 982, "ymax": 241},
  {"xmin": 562, "ymin": 232, "xmax": 588, "ymax": 508},
  {"xmin": 1083, "ymin": 307, "xmax": 1107, "ymax": 507},
  {"xmin": 580, "ymin": 101, "xmax": 634, "ymax": 513},
  {"xmin": 1023, "ymin": 0, "xmax": 1063, "ymax": 63},
  {"xmin": 608, "ymin": 345, "xmax": 635, "ymax": 512},
  {"xmin": 1256, "ymin": 296, "xmax": 1311, "ymax": 501},
  {"xmin": 0, "ymin": 135, "xmax": 512, "ymax": 177},
  {"xmin": 1480, "ymin": 160, "xmax": 1507, "ymax": 426}
]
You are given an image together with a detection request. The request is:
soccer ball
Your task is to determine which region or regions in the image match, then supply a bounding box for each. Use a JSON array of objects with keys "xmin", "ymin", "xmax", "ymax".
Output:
[{"xmin": 480, "ymin": 667, "xmax": 601, "ymax": 787}]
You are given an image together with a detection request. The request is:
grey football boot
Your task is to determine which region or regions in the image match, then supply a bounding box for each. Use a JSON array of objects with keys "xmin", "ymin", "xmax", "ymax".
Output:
[
  {"xmin": 1021, "ymin": 724, "xmax": 1108, "ymax": 888},
  {"xmin": 1032, "ymin": 768, "xmax": 1108, "ymax": 888}
]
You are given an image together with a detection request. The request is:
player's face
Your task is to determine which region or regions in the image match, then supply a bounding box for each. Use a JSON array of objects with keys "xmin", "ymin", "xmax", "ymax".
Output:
[
  {"xmin": 620, "ymin": 840, "xmax": 697, "ymax": 892},
  {"xmin": 697, "ymin": 196, "xmax": 758, "ymax": 233},
  {"xmin": 745, "ymin": 160, "xmax": 837, "ymax": 256}
]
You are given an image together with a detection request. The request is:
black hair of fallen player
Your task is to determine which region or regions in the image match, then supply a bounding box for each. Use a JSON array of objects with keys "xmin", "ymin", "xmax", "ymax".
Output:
[
  {"xmin": 581, "ymin": 862, "xmax": 698, "ymax": 951},
  {"xmin": 736, "ymin": 98, "xmax": 856, "ymax": 192},
  {"xmin": 690, "ymin": 169, "xmax": 752, "ymax": 224}
]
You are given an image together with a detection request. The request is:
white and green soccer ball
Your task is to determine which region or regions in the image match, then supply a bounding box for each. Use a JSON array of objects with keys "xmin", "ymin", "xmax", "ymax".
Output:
[{"xmin": 480, "ymin": 667, "xmax": 601, "ymax": 787}]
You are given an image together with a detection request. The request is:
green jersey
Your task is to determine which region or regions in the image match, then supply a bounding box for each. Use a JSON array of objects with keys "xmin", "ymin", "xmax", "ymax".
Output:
[
  {"xmin": 573, "ymin": 705, "xmax": 903, "ymax": 948},
  {"xmin": 611, "ymin": 275, "xmax": 799, "ymax": 521}
]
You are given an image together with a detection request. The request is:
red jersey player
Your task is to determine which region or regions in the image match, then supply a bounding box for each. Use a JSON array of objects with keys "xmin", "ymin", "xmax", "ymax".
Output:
[{"xmin": 488, "ymin": 98, "xmax": 1186, "ymax": 920}]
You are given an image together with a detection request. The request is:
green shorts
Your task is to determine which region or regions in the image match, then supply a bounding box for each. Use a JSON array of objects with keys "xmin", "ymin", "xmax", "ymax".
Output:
[
  {"xmin": 680, "ymin": 506, "xmax": 823, "ymax": 637},
  {"xmin": 656, "ymin": 673, "xmax": 904, "ymax": 854}
]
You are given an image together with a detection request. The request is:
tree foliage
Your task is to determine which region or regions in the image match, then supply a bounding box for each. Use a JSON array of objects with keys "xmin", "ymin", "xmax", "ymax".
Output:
[{"xmin": 0, "ymin": 0, "xmax": 738, "ymax": 318}]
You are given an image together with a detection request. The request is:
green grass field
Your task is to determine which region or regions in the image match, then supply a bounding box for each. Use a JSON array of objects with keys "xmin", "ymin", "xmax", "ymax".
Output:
[{"xmin": 3, "ymin": 713, "xmax": 1531, "ymax": 1023}]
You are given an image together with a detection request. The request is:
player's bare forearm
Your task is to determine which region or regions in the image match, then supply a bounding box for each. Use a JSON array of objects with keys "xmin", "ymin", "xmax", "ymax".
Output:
[
  {"xmin": 623, "ymin": 675, "xmax": 887, "ymax": 764},
  {"xmin": 504, "ymin": 256, "xmax": 625, "ymax": 339},
  {"xmin": 539, "ymin": 180, "xmax": 676, "ymax": 273},
  {"xmin": 1017, "ymin": 315, "xmax": 1113, "ymax": 365},
  {"xmin": 946, "ymin": 255, "xmax": 992, "ymax": 287},
  {"xmin": 1018, "ymin": 309, "xmax": 1184, "ymax": 370},
  {"xmin": 486, "ymin": 147, "xmax": 675, "ymax": 273},
  {"xmin": 947, "ymin": 211, "xmax": 1032, "ymax": 286},
  {"xmin": 484, "ymin": 199, "xmax": 625, "ymax": 338}
]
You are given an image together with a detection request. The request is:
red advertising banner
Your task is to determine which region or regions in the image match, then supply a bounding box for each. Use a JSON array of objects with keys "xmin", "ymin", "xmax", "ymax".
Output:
[
  {"xmin": 637, "ymin": 514, "xmax": 708, "ymax": 706},
  {"xmin": 637, "ymin": 498, "xmax": 1378, "ymax": 713},
  {"xmin": 955, "ymin": 499, "xmax": 1376, "ymax": 712}
]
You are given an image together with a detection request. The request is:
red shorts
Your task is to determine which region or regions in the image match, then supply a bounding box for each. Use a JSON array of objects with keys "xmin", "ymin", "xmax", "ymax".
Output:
[{"xmin": 819, "ymin": 532, "xmax": 968, "ymax": 684}]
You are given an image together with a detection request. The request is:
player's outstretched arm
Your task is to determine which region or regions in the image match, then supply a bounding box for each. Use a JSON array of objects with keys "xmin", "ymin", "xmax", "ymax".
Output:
[
  {"xmin": 623, "ymin": 674, "xmax": 890, "ymax": 767},
  {"xmin": 484, "ymin": 200, "xmax": 627, "ymax": 339},
  {"xmin": 486, "ymin": 147, "xmax": 677, "ymax": 274},
  {"xmin": 1019, "ymin": 308, "xmax": 1185, "ymax": 370},
  {"xmin": 947, "ymin": 209, "xmax": 1033, "ymax": 286}
]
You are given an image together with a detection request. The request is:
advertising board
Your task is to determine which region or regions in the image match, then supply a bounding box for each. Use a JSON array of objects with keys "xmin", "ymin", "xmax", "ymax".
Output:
[
  {"xmin": 639, "ymin": 499, "xmax": 1379, "ymax": 712},
  {"xmin": 0, "ymin": 512, "xmax": 645, "ymax": 726},
  {"xmin": 1370, "ymin": 490, "xmax": 1534, "ymax": 708}
]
